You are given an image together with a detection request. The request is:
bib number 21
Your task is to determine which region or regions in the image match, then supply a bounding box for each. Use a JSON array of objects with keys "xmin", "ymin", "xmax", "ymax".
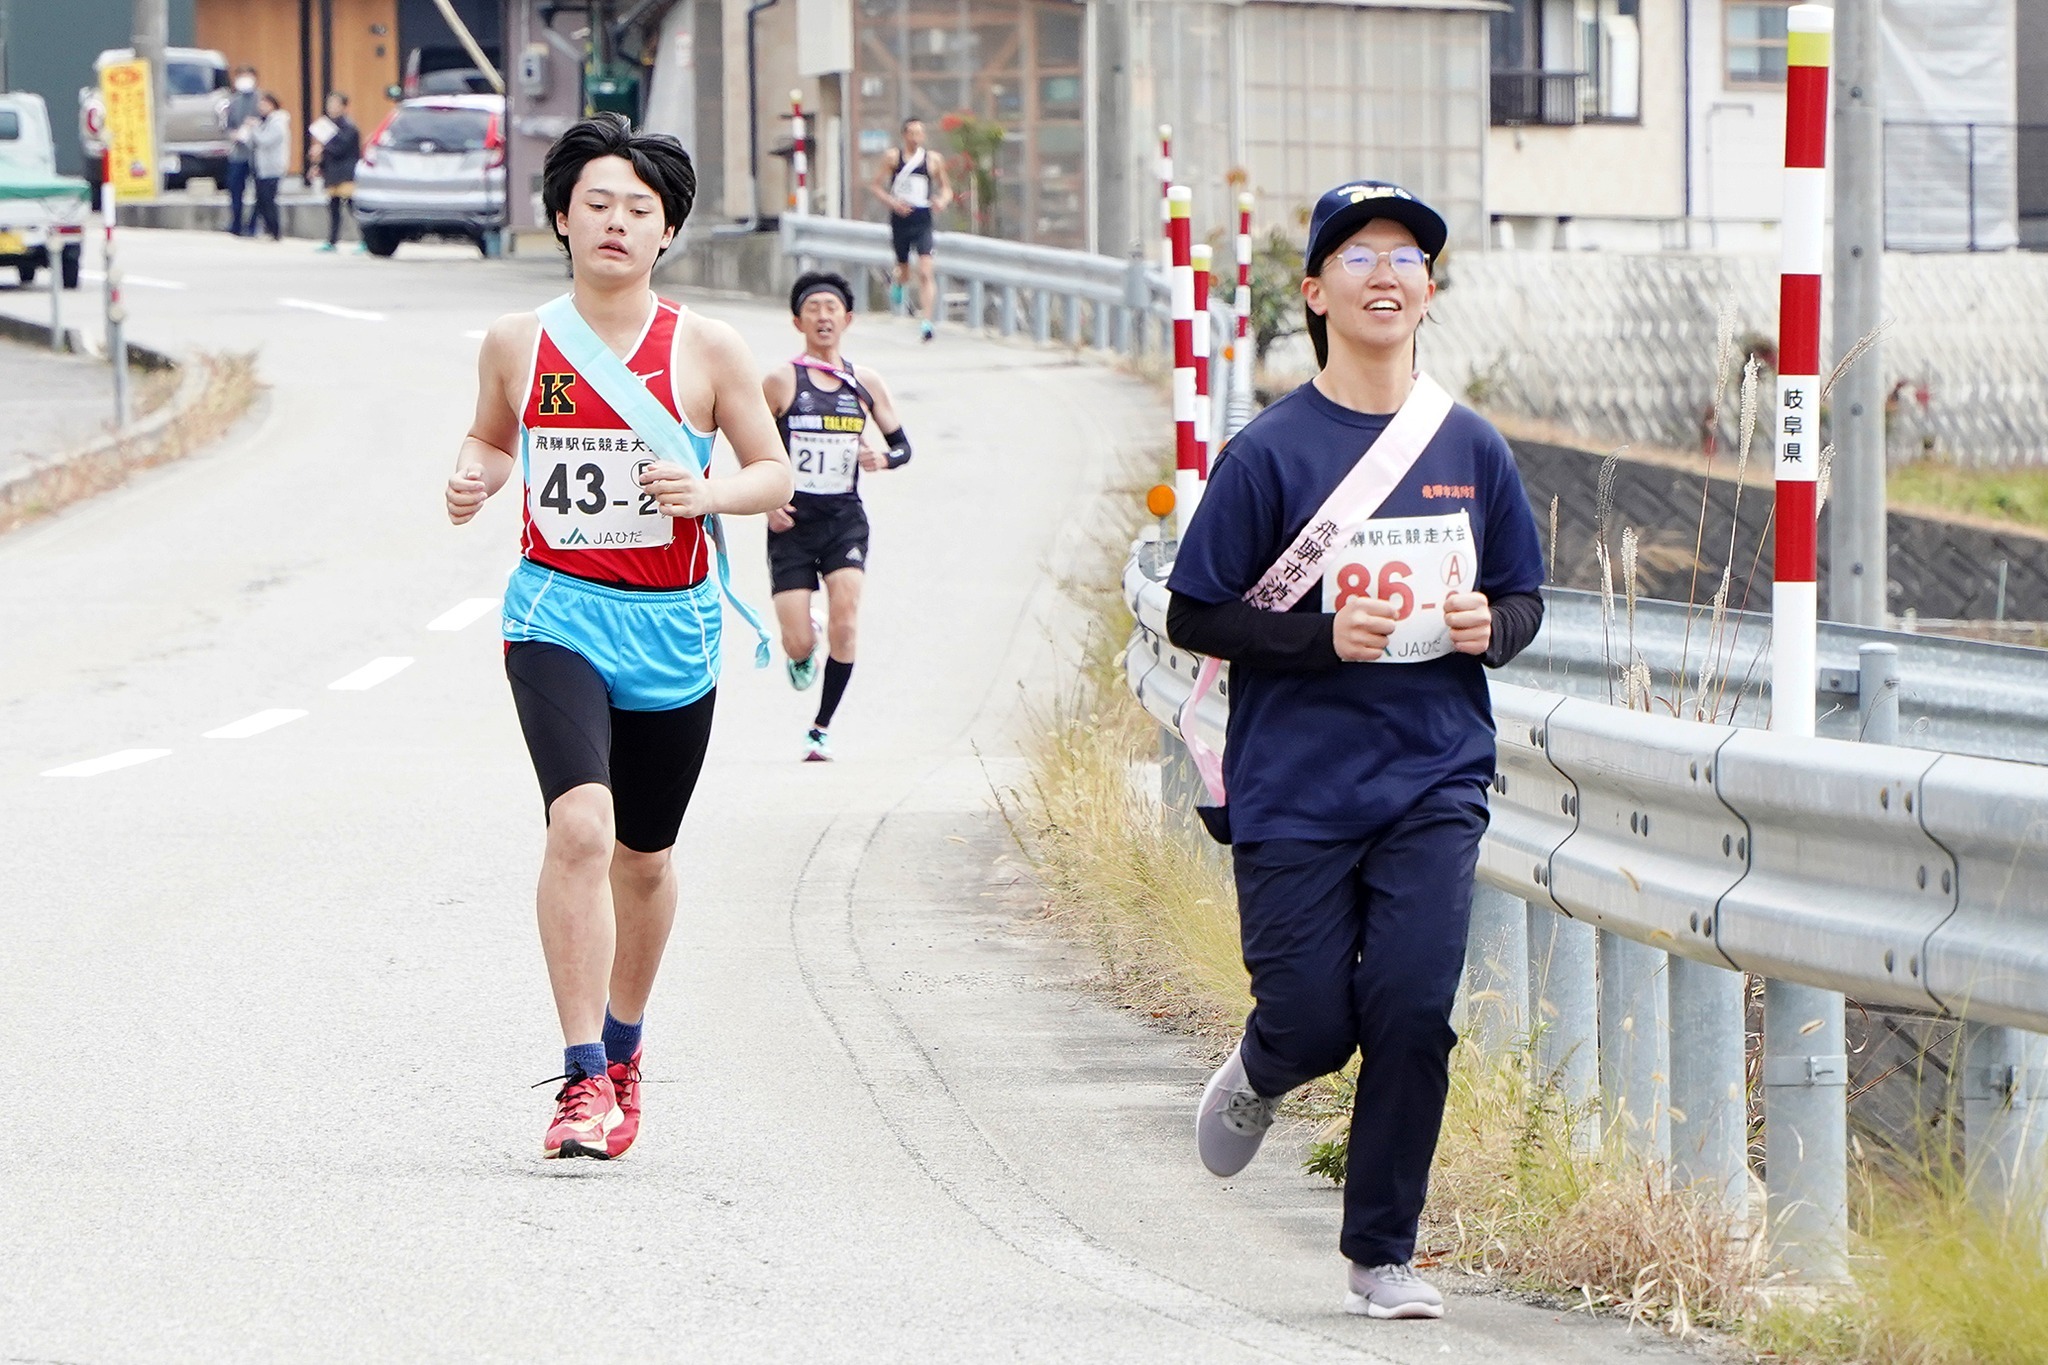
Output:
[{"xmin": 1332, "ymin": 562, "xmax": 1414, "ymax": 618}]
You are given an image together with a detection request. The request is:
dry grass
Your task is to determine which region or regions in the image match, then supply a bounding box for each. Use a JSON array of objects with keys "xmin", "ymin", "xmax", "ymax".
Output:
[
  {"xmin": 1000, "ymin": 450, "xmax": 1251, "ymax": 1037},
  {"xmin": 0, "ymin": 351, "xmax": 262, "ymax": 536},
  {"xmin": 1748, "ymin": 1173, "xmax": 2048, "ymax": 1365}
]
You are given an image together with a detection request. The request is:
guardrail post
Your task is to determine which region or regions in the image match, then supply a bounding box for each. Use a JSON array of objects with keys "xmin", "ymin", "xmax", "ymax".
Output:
[
  {"xmin": 1763, "ymin": 980, "xmax": 1848, "ymax": 1277},
  {"xmin": 1124, "ymin": 252, "xmax": 1150, "ymax": 355},
  {"xmin": 1857, "ymin": 642, "xmax": 1899, "ymax": 743},
  {"xmin": 1669, "ymin": 957, "xmax": 1749, "ymax": 1219},
  {"xmin": 1063, "ymin": 294, "xmax": 1081, "ymax": 348},
  {"xmin": 967, "ymin": 278, "xmax": 986, "ymax": 334},
  {"xmin": 999, "ymin": 285, "xmax": 1019, "ymax": 337},
  {"xmin": 1159, "ymin": 726, "xmax": 1203, "ymax": 837},
  {"xmin": 1094, "ymin": 299, "xmax": 1114, "ymax": 351},
  {"xmin": 1530, "ymin": 908, "xmax": 1599, "ymax": 1151},
  {"xmin": 1962, "ymin": 1022, "xmax": 2048, "ymax": 1222},
  {"xmin": 1032, "ymin": 289, "xmax": 1051, "ymax": 345},
  {"xmin": 1600, "ymin": 932, "xmax": 1672, "ymax": 1165},
  {"xmin": 1462, "ymin": 885, "xmax": 1529, "ymax": 1057}
]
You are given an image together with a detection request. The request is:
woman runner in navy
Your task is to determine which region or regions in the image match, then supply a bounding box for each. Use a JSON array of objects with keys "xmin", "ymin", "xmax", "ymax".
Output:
[
  {"xmin": 1167, "ymin": 181, "xmax": 1546, "ymax": 1318},
  {"xmin": 444, "ymin": 117, "xmax": 792, "ymax": 1160}
]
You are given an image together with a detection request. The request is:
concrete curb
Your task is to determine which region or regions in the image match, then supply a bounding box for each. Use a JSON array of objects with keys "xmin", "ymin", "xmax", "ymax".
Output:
[
  {"xmin": 0, "ymin": 331, "xmax": 215, "ymax": 520},
  {"xmin": 0, "ymin": 309, "xmax": 177, "ymax": 371}
]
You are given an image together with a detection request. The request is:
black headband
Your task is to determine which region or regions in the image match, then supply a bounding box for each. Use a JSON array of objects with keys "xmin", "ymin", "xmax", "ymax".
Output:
[{"xmin": 794, "ymin": 280, "xmax": 854, "ymax": 315}]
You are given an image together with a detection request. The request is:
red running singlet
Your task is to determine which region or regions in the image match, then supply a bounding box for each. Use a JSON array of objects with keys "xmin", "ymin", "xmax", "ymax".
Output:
[{"xmin": 518, "ymin": 295, "xmax": 713, "ymax": 590}]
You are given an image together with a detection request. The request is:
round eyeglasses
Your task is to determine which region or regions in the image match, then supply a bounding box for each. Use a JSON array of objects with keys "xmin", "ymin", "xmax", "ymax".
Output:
[{"xmin": 1335, "ymin": 245, "xmax": 1429, "ymax": 277}]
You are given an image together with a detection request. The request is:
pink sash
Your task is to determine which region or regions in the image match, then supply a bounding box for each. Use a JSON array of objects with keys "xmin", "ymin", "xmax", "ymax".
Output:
[{"xmin": 1176, "ymin": 374, "xmax": 1456, "ymax": 805}]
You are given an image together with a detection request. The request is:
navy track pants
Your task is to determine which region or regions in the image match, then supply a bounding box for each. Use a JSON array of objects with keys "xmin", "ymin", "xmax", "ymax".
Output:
[{"xmin": 1232, "ymin": 781, "xmax": 1488, "ymax": 1267}]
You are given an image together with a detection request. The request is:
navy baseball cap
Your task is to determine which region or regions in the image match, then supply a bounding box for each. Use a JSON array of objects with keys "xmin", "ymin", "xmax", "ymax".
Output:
[{"xmin": 1303, "ymin": 180, "xmax": 1447, "ymax": 366}]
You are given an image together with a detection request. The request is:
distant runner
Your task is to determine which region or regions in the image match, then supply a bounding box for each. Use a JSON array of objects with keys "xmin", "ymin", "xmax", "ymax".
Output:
[
  {"xmin": 445, "ymin": 115, "xmax": 792, "ymax": 1160},
  {"xmin": 764, "ymin": 270, "xmax": 913, "ymax": 761},
  {"xmin": 1166, "ymin": 180, "xmax": 1546, "ymax": 1319},
  {"xmin": 871, "ymin": 118, "xmax": 953, "ymax": 343}
]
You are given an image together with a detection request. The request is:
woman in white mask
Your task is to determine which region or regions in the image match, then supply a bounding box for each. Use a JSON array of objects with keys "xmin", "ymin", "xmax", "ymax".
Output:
[{"xmin": 225, "ymin": 66, "xmax": 262, "ymax": 236}]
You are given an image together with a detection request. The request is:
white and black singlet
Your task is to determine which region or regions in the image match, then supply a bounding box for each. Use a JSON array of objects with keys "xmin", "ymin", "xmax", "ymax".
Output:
[{"xmin": 769, "ymin": 359, "xmax": 874, "ymax": 594}]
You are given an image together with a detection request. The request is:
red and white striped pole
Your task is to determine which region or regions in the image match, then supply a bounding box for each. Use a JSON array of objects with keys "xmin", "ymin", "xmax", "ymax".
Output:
[
  {"xmin": 1158, "ymin": 125, "xmax": 1174, "ymax": 274},
  {"xmin": 1169, "ymin": 186, "xmax": 1199, "ymax": 532},
  {"xmin": 788, "ymin": 90, "xmax": 808, "ymax": 215},
  {"xmin": 1233, "ymin": 192, "xmax": 1254, "ymax": 406},
  {"xmin": 1192, "ymin": 243, "xmax": 1213, "ymax": 472},
  {"xmin": 1772, "ymin": 5, "xmax": 1832, "ymax": 738},
  {"xmin": 1764, "ymin": 3, "xmax": 1847, "ymax": 1285}
]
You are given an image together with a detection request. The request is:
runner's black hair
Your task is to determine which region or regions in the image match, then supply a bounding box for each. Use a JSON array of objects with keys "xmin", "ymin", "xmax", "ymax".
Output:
[
  {"xmin": 542, "ymin": 114, "xmax": 698, "ymax": 257},
  {"xmin": 791, "ymin": 270, "xmax": 855, "ymax": 315}
]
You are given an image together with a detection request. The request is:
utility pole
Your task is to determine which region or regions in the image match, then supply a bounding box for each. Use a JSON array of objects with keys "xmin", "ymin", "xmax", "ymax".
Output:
[
  {"xmin": 132, "ymin": 0, "xmax": 168, "ymax": 196},
  {"xmin": 1829, "ymin": 0, "xmax": 1886, "ymax": 625}
]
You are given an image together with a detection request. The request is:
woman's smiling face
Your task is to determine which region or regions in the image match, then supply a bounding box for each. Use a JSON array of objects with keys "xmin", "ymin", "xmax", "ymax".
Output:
[{"xmin": 1303, "ymin": 218, "xmax": 1435, "ymax": 360}]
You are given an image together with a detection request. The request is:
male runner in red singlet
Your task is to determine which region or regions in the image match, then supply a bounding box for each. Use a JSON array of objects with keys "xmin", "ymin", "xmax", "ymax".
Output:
[
  {"xmin": 444, "ymin": 116, "xmax": 792, "ymax": 1159},
  {"xmin": 764, "ymin": 271, "xmax": 912, "ymax": 761}
]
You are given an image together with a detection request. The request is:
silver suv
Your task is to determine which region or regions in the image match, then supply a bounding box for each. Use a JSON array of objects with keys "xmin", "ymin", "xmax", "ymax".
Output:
[
  {"xmin": 352, "ymin": 95, "xmax": 507, "ymax": 257},
  {"xmin": 79, "ymin": 46, "xmax": 233, "ymax": 191}
]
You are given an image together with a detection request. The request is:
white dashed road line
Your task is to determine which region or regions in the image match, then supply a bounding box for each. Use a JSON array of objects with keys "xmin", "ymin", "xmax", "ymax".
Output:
[
  {"xmin": 426, "ymin": 597, "xmax": 498, "ymax": 631},
  {"xmin": 81, "ymin": 269, "xmax": 188, "ymax": 291},
  {"xmin": 203, "ymin": 709, "xmax": 309, "ymax": 740},
  {"xmin": 280, "ymin": 297, "xmax": 387, "ymax": 322},
  {"xmin": 43, "ymin": 749, "xmax": 173, "ymax": 778},
  {"xmin": 328, "ymin": 657, "xmax": 414, "ymax": 691}
]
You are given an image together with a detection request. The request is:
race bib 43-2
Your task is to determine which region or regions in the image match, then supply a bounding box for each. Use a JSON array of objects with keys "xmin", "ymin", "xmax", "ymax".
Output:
[
  {"xmin": 1321, "ymin": 510, "xmax": 1475, "ymax": 663},
  {"xmin": 527, "ymin": 429, "xmax": 674, "ymax": 550}
]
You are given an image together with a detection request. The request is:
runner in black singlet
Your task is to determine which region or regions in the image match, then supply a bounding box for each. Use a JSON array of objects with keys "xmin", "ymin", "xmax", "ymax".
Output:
[
  {"xmin": 871, "ymin": 118, "xmax": 953, "ymax": 342},
  {"xmin": 764, "ymin": 270, "xmax": 914, "ymax": 760}
]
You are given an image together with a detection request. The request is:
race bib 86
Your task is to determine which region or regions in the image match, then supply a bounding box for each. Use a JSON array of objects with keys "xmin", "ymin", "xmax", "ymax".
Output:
[{"xmin": 1321, "ymin": 511, "xmax": 1475, "ymax": 663}]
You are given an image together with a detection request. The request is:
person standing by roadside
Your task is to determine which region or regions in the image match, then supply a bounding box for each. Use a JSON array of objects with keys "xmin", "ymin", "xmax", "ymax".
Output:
[
  {"xmin": 869, "ymin": 118, "xmax": 952, "ymax": 343},
  {"xmin": 1166, "ymin": 180, "xmax": 1546, "ymax": 1320},
  {"xmin": 223, "ymin": 65, "xmax": 261, "ymax": 236},
  {"xmin": 309, "ymin": 92, "xmax": 363, "ymax": 253},
  {"xmin": 251, "ymin": 92, "xmax": 290, "ymax": 242}
]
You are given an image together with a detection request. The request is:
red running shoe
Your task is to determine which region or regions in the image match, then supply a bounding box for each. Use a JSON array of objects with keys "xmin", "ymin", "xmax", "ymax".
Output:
[
  {"xmin": 606, "ymin": 1048, "xmax": 644, "ymax": 1158},
  {"xmin": 542, "ymin": 1073, "xmax": 621, "ymax": 1159}
]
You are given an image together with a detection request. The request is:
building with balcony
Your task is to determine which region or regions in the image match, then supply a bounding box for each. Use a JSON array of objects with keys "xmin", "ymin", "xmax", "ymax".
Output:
[{"xmin": 1485, "ymin": 0, "xmax": 2042, "ymax": 254}]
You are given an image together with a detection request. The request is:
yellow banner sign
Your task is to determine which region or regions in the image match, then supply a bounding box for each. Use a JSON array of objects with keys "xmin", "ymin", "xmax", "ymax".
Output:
[{"xmin": 100, "ymin": 59, "xmax": 157, "ymax": 201}]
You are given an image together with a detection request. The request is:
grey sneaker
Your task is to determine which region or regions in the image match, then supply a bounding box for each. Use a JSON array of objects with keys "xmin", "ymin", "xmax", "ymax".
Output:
[
  {"xmin": 1196, "ymin": 1043, "xmax": 1279, "ymax": 1177},
  {"xmin": 1344, "ymin": 1262, "xmax": 1444, "ymax": 1320}
]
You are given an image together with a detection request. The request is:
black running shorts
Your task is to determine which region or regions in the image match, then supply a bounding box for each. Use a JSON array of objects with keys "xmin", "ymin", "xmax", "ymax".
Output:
[
  {"xmin": 768, "ymin": 496, "xmax": 870, "ymax": 594},
  {"xmin": 505, "ymin": 640, "xmax": 716, "ymax": 854},
  {"xmin": 891, "ymin": 208, "xmax": 935, "ymax": 264}
]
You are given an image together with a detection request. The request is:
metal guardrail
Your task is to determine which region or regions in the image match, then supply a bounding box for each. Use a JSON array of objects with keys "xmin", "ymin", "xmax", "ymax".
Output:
[
  {"xmin": 1508, "ymin": 587, "xmax": 2048, "ymax": 766},
  {"xmin": 1123, "ymin": 547, "xmax": 2048, "ymax": 1033},
  {"xmin": 780, "ymin": 213, "xmax": 1218, "ymax": 355}
]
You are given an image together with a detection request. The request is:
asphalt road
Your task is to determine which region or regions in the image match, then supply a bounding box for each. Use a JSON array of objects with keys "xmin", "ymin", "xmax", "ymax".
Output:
[{"xmin": 0, "ymin": 230, "xmax": 1702, "ymax": 1363}]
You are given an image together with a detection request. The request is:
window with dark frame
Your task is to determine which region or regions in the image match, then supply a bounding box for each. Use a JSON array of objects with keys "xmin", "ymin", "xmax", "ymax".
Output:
[{"xmin": 1727, "ymin": 0, "xmax": 1792, "ymax": 85}]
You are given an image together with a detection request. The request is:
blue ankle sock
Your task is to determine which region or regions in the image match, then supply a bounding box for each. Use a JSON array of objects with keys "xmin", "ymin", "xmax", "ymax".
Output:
[
  {"xmin": 564, "ymin": 1042, "xmax": 609, "ymax": 1081},
  {"xmin": 602, "ymin": 1008, "xmax": 643, "ymax": 1066}
]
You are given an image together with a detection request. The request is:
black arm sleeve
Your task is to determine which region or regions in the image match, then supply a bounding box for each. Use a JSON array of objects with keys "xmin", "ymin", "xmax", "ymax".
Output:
[
  {"xmin": 1165, "ymin": 594, "xmax": 1341, "ymax": 672},
  {"xmin": 1483, "ymin": 590, "xmax": 1545, "ymax": 669},
  {"xmin": 882, "ymin": 426, "xmax": 911, "ymax": 468}
]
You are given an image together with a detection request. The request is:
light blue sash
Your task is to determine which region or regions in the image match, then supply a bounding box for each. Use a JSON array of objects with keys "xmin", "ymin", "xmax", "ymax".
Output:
[{"xmin": 535, "ymin": 293, "xmax": 772, "ymax": 669}]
